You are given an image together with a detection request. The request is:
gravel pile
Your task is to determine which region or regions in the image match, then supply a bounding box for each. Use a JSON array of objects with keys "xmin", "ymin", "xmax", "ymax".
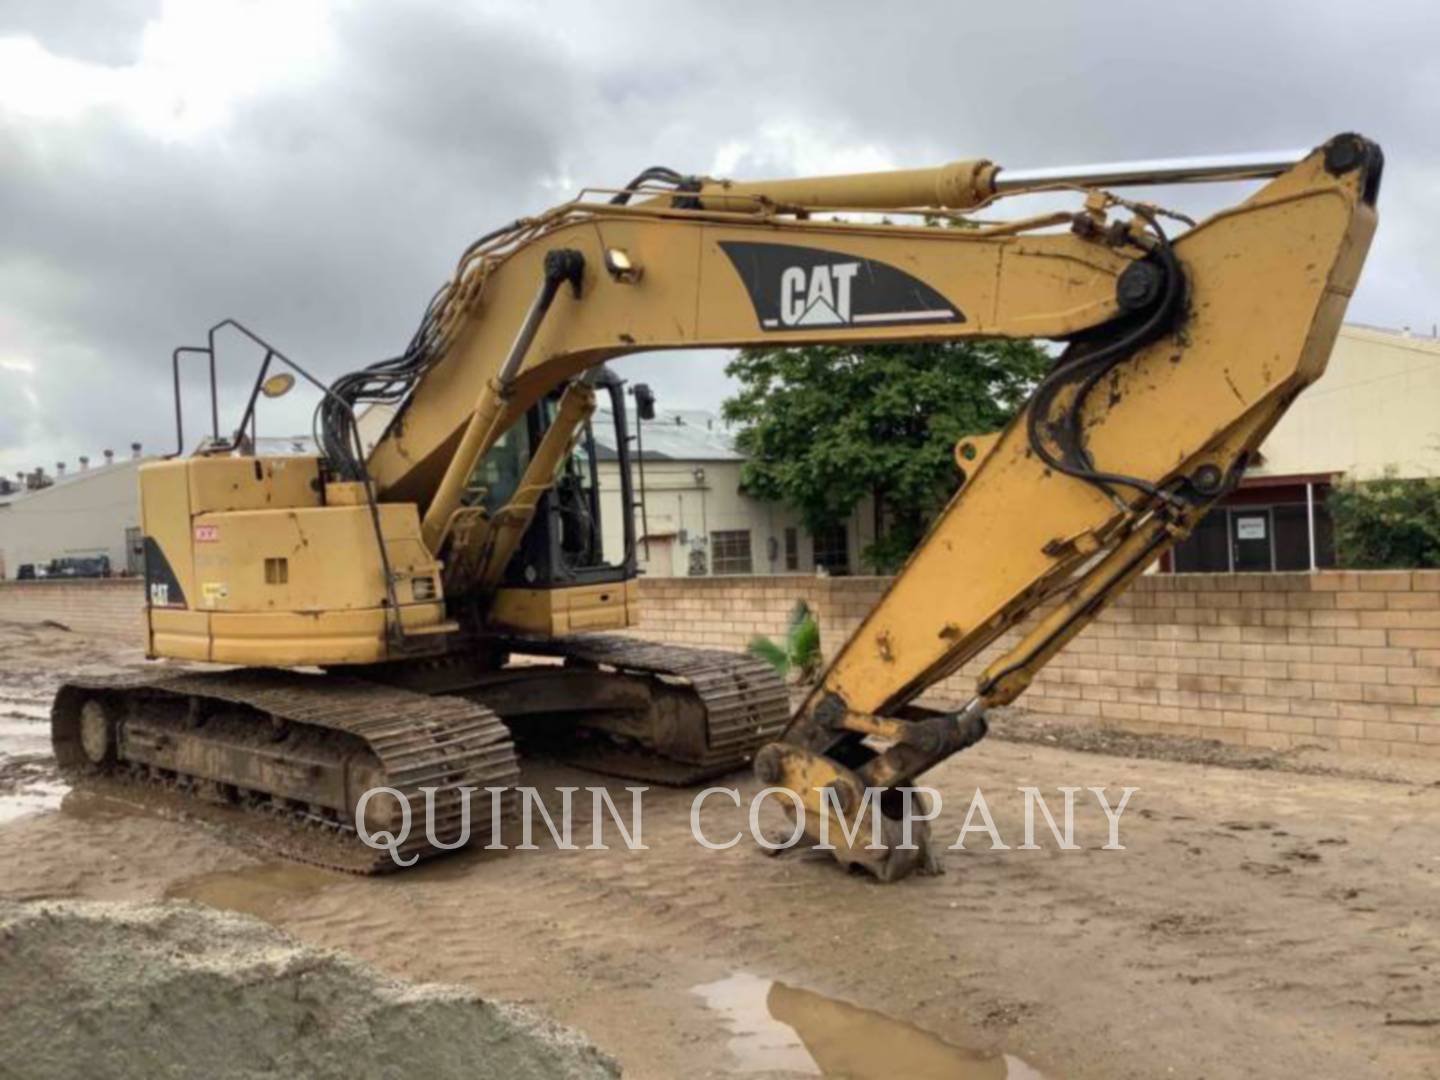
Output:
[{"xmin": 0, "ymin": 899, "xmax": 619, "ymax": 1080}]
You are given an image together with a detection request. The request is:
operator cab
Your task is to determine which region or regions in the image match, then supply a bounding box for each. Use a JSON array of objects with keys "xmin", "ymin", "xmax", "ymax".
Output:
[{"xmin": 470, "ymin": 366, "xmax": 639, "ymax": 592}]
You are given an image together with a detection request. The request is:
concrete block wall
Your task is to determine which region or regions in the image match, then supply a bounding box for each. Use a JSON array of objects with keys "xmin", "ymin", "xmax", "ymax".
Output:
[
  {"xmin": 0, "ymin": 580, "xmax": 146, "ymax": 640},
  {"xmin": 633, "ymin": 571, "xmax": 1440, "ymax": 759},
  {"xmin": 1017, "ymin": 571, "xmax": 1440, "ymax": 759},
  {"xmin": 3, "ymin": 572, "xmax": 1437, "ymax": 758}
]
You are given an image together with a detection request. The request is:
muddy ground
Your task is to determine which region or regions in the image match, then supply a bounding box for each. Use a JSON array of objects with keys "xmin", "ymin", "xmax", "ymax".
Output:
[{"xmin": 1, "ymin": 619, "xmax": 1437, "ymax": 1078}]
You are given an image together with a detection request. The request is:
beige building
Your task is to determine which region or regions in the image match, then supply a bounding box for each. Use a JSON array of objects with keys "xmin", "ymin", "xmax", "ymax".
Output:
[
  {"xmin": 1251, "ymin": 324, "xmax": 1440, "ymax": 480},
  {"xmin": 1163, "ymin": 324, "xmax": 1440, "ymax": 574}
]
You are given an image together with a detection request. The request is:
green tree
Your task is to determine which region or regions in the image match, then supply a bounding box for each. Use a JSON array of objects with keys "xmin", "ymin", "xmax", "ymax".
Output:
[
  {"xmin": 1328, "ymin": 472, "xmax": 1440, "ymax": 569},
  {"xmin": 722, "ymin": 341, "xmax": 1050, "ymax": 572}
]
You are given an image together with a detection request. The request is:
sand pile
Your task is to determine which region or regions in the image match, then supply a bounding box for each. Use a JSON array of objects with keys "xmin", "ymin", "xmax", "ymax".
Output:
[{"xmin": 0, "ymin": 899, "xmax": 619, "ymax": 1080}]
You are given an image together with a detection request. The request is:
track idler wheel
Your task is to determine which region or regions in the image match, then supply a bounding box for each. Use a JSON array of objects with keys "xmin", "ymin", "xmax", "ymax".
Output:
[{"xmin": 78, "ymin": 699, "xmax": 116, "ymax": 766}]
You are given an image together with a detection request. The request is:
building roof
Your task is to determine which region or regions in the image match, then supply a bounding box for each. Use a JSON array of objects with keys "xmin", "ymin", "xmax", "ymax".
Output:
[
  {"xmin": 1343, "ymin": 322, "xmax": 1440, "ymax": 346},
  {"xmin": 0, "ymin": 456, "xmax": 150, "ymax": 508},
  {"xmin": 0, "ymin": 437, "xmax": 317, "ymax": 508},
  {"xmin": 592, "ymin": 403, "xmax": 741, "ymax": 462}
]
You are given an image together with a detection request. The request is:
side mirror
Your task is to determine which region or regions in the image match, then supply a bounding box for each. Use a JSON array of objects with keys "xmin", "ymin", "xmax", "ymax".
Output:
[{"xmin": 632, "ymin": 382, "xmax": 657, "ymax": 421}]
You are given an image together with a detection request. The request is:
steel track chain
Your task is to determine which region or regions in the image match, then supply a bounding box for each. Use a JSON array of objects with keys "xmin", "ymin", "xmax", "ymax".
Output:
[
  {"xmin": 494, "ymin": 633, "xmax": 791, "ymax": 783},
  {"xmin": 52, "ymin": 668, "xmax": 519, "ymax": 873}
]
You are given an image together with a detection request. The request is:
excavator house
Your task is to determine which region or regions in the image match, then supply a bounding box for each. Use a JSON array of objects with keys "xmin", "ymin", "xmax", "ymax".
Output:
[{"xmin": 52, "ymin": 133, "xmax": 1380, "ymax": 880}]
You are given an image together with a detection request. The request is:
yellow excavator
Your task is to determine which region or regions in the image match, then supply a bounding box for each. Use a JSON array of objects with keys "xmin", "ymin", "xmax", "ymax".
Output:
[{"xmin": 52, "ymin": 133, "xmax": 1380, "ymax": 879}]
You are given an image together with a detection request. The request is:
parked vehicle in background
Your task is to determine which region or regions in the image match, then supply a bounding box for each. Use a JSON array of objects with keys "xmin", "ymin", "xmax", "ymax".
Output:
[
  {"xmin": 16, "ymin": 564, "xmax": 37, "ymax": 580},
  {"xmin": 45, "ymin": 556, "xmax": 111, "ymax": 579}
]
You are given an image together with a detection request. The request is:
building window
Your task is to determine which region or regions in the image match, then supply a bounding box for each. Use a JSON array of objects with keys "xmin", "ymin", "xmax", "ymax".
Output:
[
  {"xmin": 1172, "ymin": 510, "xmax": 1230, "ymax": 573},
  {"xmin": 711, "ymin": 530, "xmax": 753, "ymax": 575},
  {"xmin": 1273, "ymin": 504, "xmax": 1336, "ymax": 570},
  {"xmin": 784, "ymin": 527, "xmax": 799, "ymax": 571},
  {"xmin": 813, "ymin": 524, "xmax": 850, "ymax": 576}
]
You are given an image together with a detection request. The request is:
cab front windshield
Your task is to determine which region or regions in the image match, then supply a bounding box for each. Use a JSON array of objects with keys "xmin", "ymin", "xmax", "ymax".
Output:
[{"xmin": 466, "ymin": 398, "xmax": 602, "ymax": 567}]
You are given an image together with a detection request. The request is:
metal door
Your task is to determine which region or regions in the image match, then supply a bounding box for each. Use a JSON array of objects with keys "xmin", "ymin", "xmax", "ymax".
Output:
[
  {"xmin": 125, "ymin": 526, "xmax": 145, "ymax": 575},
  {"xmin": 1231, "ymin": 510, "xmax": 1273, "ymax": 572}
]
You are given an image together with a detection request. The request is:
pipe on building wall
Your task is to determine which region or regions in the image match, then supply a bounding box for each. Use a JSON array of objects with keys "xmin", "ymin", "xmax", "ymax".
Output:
[{"xmin": 1305, "ymin": 482, "xmax": 1318, "ymax": 572}]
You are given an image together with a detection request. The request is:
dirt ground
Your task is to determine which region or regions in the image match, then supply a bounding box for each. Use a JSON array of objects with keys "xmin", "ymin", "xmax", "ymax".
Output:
[{"xmin": 1, "ymin": 619, "xmax": 1438, "ymax": 1079}]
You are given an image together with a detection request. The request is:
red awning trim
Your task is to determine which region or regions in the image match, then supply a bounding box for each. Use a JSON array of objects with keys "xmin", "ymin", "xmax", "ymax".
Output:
[{"xmin": 1237, "ymin": 472, "xmax": 1342, "ymax": 489}]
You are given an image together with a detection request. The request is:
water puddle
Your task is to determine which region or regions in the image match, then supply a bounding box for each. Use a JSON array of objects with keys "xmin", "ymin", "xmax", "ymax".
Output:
[
  {"xmin": 165, "ymin": 861, "xmax": 343, "ymax": 920},
  {"xmin": 692, "ymin": 972, "xmax": 1047, "ymax": 1078},
  {"xmin": 0, "ymin": 778, "xmax": 68, "ymax": 824},
  {"xmin": 0, "ymin": 698, "xmax": 57, "ymax": 820},
  {"xmin": 0, "ymin": 717, "xmax": 52, "ymax": 757}
]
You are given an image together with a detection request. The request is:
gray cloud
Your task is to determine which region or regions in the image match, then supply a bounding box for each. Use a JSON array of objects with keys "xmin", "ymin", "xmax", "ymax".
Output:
[
  {"xmin": 0, "ymin": 0, "xmax": 1436, "ymax": 475},
  {"xmin": 0, "ymin": 0, "xmax": 158, "ymax": 64}
]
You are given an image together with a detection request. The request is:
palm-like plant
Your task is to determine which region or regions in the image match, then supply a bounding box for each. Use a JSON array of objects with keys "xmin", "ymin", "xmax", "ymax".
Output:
[{"xmin": 747, "ymin": 601, "xmax": 823, "ymax": 684}]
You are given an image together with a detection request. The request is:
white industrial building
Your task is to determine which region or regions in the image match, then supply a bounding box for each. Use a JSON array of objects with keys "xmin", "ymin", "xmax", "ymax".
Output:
[
  {"xmin": 0, "ymin": 438, "xmax": 315, "ymax": 581},
  {"xmin": 0, "ymin": 448, "xmax": 151, "ymax": 579}
]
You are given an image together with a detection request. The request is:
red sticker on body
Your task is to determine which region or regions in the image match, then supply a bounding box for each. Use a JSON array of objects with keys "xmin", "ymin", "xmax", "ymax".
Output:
[{"xmin": 194, "ymin": 525, "xmax": 219, "ymax": 543}]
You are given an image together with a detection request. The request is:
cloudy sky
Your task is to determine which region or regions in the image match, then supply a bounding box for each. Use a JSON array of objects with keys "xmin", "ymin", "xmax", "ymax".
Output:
[{"xmin": 1, "ymin": 0, "xmax": 1435, "ymax": 476}]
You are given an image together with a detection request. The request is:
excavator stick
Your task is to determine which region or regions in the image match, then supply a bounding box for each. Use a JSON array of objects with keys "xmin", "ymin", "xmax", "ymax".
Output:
[{"xmin": 764, "ymin": 134, "xmax": 1381, "ymax": 880}]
